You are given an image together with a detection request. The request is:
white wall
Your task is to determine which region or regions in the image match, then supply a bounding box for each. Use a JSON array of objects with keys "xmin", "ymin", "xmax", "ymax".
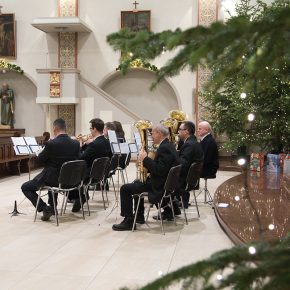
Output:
[{"xmin": 0, "ymin": 0, "xmax": 215, "ymax": 135}]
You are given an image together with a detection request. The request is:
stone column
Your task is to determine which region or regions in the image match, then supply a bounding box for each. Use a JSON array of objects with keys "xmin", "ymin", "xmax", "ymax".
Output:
[{"xmin": 195, "ymin": 0, "xmax": 218, "ymax": 123}]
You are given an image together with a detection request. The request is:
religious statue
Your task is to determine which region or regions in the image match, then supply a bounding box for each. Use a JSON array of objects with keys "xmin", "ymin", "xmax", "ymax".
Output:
[{"xmin": 0, "ymin": 82, "xmax": 14, "ymax": 128}]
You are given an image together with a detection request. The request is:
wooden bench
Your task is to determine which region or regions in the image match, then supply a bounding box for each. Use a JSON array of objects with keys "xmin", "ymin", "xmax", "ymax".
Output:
[{"xmin": 0, "ymin": 136, "xmax": 43, "ymax": 175}]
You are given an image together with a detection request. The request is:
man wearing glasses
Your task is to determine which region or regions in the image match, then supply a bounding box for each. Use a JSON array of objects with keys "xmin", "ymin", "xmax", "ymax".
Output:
[
  {"xmin": 70, "ymin": 118, "xmax": 112, "ymax": 212},
  {"xmin": 177, "ymin": 121, "xmax": 204, "ymax": 208}
]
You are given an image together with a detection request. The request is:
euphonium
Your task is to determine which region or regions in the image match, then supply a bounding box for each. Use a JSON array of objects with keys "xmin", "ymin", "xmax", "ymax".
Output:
[
  {"xmin": 168, "ymin": 110, "xmax": 187, "ymax": 133},
  {"xmin": 160, "ymin": 118, "xmax": 178, "ymax": 143},
  {"xmin": 134, "ymin": 120, "xmax": 152, "ymax": 183}
]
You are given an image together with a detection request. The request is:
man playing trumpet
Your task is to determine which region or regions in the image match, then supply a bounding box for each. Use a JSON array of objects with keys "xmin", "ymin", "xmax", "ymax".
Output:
[
  {"xmin": 70, "ymin": 118, "xmax": 112, "ymax": 212},
  {"xmin": 112, "ymin": 124, "xmax": 179, "ymax": 231}
]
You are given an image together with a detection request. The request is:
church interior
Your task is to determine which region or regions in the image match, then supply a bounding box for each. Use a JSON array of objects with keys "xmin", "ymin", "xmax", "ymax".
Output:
[{"xmin": 0, "ymin": 0, "xmax": 289, "ymax": 289}]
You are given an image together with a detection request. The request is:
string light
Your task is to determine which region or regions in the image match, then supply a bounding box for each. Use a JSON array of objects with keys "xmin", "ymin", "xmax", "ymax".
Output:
[
  {"xmin": 238, "ymin": 158, "xmax": 246, "ymax": 166},
  {"xmin": 240, "ymin": 92, "xmax": 247, "ymax": 99},
  {"xmin": 248, "ymin": 113, "xmax": 255, "ymax": 122},
  {"xmin": 249, "ymin": 246, "xmax": 256, "ymax": 255},
  {"xmin": 268, "ymin": 224, "xmax": 275, "ymax": 230},
  {"xmin": 234, "ymin": 195, "xmax": 240, "ymax": 201},
  {"xmin": 158, "ymin": 271, "xmax": 163, "ymax": 277},
  {"xmin": 217, "ymin": 274, "xmax": 223, "ymax": 281}
]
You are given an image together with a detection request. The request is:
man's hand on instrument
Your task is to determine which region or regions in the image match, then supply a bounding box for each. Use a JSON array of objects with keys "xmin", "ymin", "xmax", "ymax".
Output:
[{"xmin": 138, "ymin": 149, "xmax": 147, "ymax": 161}]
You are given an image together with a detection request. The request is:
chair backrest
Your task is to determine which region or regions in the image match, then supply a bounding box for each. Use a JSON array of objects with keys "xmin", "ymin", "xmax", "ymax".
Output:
[
  {"xmin": 164, "ymin": 165, "xmax": 182, "ymax": 193},
  {"xmin": 58, "ymin": 160, "xmax": 86, "ymax": 187},
  {"xmin": 105, "ymin": 154, "xmax": 119, "ymax": 178},
  {"xmin": 186, "ymin": 162, "xmax": 203, "ymax": 191},
  {"xmin": 90, "ymin": 157, "xmax": 110, "ymax": 183}
]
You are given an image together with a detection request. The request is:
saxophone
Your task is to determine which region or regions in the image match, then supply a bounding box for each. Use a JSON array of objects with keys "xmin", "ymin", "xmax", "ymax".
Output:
[{"xmin": 134, "ymin": 120, "xmax": 152, "ymax": 183}]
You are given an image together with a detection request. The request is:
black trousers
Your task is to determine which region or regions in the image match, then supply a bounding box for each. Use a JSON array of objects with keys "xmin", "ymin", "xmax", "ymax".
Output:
[
  {"xmin": 21, "ymin": 179, "xmax": 56, "ymax": 212},
  {"xmin": 120, "ymin": 181, "xmax": 151, "ymax": 218}
]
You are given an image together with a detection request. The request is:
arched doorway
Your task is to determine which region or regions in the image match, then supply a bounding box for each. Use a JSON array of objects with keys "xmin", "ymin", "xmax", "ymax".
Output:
[{"xmin": 99, "ymin": 68, "xmax": 180, "ymax": 123}]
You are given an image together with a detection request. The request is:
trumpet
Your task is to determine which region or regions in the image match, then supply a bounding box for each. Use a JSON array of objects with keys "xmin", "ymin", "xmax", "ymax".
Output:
[{"xmin": 74, "ymin": 134, "xmax": 92, "ymax": 144}]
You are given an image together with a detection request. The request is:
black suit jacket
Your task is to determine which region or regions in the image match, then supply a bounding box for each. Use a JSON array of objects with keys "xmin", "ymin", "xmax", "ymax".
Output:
[
  {"xmin": 200, "ymin": 134, "xmax": 219, "ymax": 178},
  {"xmin": 35, "ymin": 134, "xmax": 80, "ymax": 186},
  {"xmin": 179, "ymin": 135, "xmax": 204, "ymax": 189},
  {"xmin": 143, "ymin": 138, "xmax": 179, "ymax": 203},
  {"xmin": 80, "ymin": 135, "xmax": 112, "ymax": 172}
]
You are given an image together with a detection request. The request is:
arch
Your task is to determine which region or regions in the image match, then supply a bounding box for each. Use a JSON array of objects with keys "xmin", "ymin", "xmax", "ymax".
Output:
[
  {"xmin": 98, "ymin": 68, "xmax": 182, "ymax": 123},
  {"xmin": 0, "ymin": 71, "xmax": 45, "ymax": 136}
]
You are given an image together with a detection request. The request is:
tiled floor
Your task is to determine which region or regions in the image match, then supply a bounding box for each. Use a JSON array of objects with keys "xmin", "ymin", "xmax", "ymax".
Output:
[{"xmin": 0, "ymin": 164, "xmax": 239, "ymax": 290}]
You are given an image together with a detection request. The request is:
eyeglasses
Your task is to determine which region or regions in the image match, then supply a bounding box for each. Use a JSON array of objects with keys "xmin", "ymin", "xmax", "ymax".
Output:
[{"xmin": 178, "ymin": 128, "xmax": 187, "ymax": 131}]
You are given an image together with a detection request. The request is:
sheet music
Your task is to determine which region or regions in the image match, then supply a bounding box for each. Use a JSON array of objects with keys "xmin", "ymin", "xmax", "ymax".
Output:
[
  {"xmin": 11, "ymin": 136, "xmax": 42, "ymax": 155},
  {"xmin": 11, "ymin": 137, "xmax": 26, "ymax": 146},
  {"xmin": 111, "ymin": 142, "xmax": 121, "ymax": 154},
  {"xmin": 11, "ymin": 137, "xmax": 29, "ymax": 155},
  {"xmin": 24, "ymin": 137, "xmax": 42, "ymax": 154},
  {"xmin": 119, "ymin": 143, "xmax": 130, "ymax": 154},
  {"xmin": 134, "ymin": 132, "xmax": 141, "ymax": 148},
  {"xmin": 108, "ymin": 130, "xmax": 118, "ymax": 144},
  {"xmin": 128, "ymin": 143, "xmax": 138, "ymax": 153}
]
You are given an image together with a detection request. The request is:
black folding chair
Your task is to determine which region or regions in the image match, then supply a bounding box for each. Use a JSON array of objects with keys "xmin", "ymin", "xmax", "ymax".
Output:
[
  {"xmin": 181, "ymin": 162, "xmax": 203, "ymax": 224},
  {"xmin": 85, "ymin": 157, "xmax": 110, "ymax": 213},
  {"xmin": 34, "ymin": 160, "xmax": 87, "ymax": 226},
  {"xmin": 132, "ymin": 165, "xmax": 182, "ymax": 235},
  {"xmin": 104, "ymin": 154, "xmax": 120, "ymax": 201}
]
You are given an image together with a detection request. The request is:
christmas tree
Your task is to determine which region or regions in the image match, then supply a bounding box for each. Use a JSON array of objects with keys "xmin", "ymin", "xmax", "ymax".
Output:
[
  {"xmin": 107, "ymin": 0, "xmax": 290, "ymax": 152},
  {"xmin": 108, "ymin": 1, "xmax": 290, "ymax": 289}
]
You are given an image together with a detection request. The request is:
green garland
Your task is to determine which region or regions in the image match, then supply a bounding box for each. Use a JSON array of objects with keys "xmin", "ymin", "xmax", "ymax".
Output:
[
  {"xmin": 116, "ymin": 58, "xmax": 158, "ymax": 73},
  {"xmin": 0, "ymin": 59, "xmax": 24, "ymax": 74}
]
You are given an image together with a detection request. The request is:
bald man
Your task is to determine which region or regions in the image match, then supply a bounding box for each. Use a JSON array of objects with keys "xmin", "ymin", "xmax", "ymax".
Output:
[{"xmin": 197, "ymin": 121, "xmax": 219, "ymax": 178}]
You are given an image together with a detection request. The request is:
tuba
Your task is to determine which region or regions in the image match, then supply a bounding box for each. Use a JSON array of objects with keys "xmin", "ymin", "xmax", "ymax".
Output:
[{"xmin": 134, "ymin": 119, "xmax": 152, "ymax": 183}]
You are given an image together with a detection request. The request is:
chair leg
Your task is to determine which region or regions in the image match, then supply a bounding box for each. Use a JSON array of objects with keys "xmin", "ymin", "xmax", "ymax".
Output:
[
  {"xmin": 169, "ymin": 195, "xmax": 177, "ymax": 226},
  {"xmin": 120, "ymin": 170, "xmax": 125, "ymax": 185},
  {"xmin": 124, "ymin": 168, "xmax": 129, "ymax": 183},
  {"xmin": 192, "ymin": 190, "xmax": 200, "ymax": 218},
  {"xmin": 51, "ymin": 190, "xmax": 59, "ymax": 226},
  {"xmin": 158, "ymin": 203, "xmax": 165, "ymax": 235},
  {"xmin": 111, "ymin": 177, "xmax": 117, "ymax": 200},
  {"xmin": 180, "ymin": 197, "xmax": 188, "ymax": 225},
  {"xmin": 146, "ymin": 204, "xmax": 151, "ymax": 222},
  {"xmin": 84, "ymin": 185, "xmax": 90, "ymax": 216},
  {"xmin": 34, "ymin": 189, "xmax": 42, "ymax": 222},
  {"xmin": 132, "ymin": 195, "xmax": 142, "ymax": 232},
  {"xmin": 60, "ymin": 191, "xmax": 66, "ymax": 215},
  {"xmin": 78, "ymin": 187, "xmax": 85, "ymax": 220},
  {"xmin": 100, "ymin": 187, "xmax": 106, "ymax": 210},
  {"xmin": 92, "ymin": 185, "xmax": 96, "ymax": 200}
]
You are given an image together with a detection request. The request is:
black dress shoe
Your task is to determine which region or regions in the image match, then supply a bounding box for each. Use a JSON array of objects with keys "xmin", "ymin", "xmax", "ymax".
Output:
[
  {"xmin": 173, "ymin": 202, "xmax": 181, "ymax": 215},
  {"xmin": 72, "ymin": 198, "xmax": 85, "ymax": 212},
  {"xmin": 112, "ymin": 217, "xmax": 136, "ymax": 231},
  {"xmin": 153, "ymin": 212, "xmax": 174, "ymax": 221},
  {"xmin": 41, "ymin": 205, "xmax": 54, "ymax": 221},
  {"xmin": 136, "ymin": 215, "xmax": 145, "ymax": 224}
]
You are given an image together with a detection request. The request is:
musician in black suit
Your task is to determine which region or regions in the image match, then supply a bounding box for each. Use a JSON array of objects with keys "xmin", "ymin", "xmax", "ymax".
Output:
[
  {"xmin": 112, "ymin": 124, "xmax": 179, "ymax": 231},
  {"xmin": 21, "ymin": 118, "xmax": 80, "ymax": 221},
  {"xmin": 71, "ymin": 118, "xmax": 112, "ymax": 212},
  {"xmin": 177, "ymin": 121, "xmax": 204, "ymax": 208},
  {"xmin": 197, "ymin": 121, "xmax": 219, "ymax": 178}
]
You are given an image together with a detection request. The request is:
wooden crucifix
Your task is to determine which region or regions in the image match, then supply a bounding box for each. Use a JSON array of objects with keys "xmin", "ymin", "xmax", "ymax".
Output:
[{"xmin": 132, "ymin": 1, "xmax": 139, "ymax": 11}]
